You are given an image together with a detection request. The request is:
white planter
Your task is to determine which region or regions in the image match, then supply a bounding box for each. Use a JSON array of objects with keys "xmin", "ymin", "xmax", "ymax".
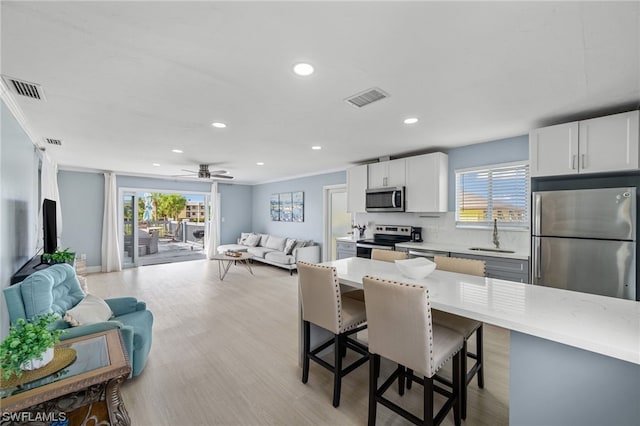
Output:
[{"xmin": 20, "ymin": 347, "xmax": 54, "ymax": 371}]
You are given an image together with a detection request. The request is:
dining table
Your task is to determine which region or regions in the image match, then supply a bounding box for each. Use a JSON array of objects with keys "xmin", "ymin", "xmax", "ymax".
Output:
[{"xmin": 301, "ymin": 257, "xmax": 640, "ymax": 426}]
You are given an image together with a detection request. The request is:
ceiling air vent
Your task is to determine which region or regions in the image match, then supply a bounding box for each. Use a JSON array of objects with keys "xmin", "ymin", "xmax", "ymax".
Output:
[
  {"xmin": 2, "ymin": 75, "xmax": 45, "ymax": 100},
  {"xmin": 345, "ymin": 87, "xmax": 389, "ymax": 108},
  {"xmin": 45, "ymin": 138, "xmax": 62, "ymax": 146}
]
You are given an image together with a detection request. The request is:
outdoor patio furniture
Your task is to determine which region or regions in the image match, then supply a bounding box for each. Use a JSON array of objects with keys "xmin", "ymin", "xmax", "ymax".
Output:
[{"xmin": 139, "ymin": 229, "xmax": 158, "ymax": 255}]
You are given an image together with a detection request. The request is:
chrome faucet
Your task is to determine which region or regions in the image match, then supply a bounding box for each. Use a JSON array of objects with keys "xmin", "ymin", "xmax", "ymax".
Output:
[{"xmin": 493, "ymin": 219, "xmax": 500, "ymax": 249}]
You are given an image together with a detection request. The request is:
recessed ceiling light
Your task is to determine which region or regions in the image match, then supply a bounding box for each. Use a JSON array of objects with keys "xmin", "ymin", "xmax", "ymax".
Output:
[
  {"xmin": 152, "ymin": 163, "xmax": 161, "ymax": 167},
  {"xmin": 256, "ymin": 162, "xmax": 264, "ymax": 166},
  {"xmin": 172, "ymin": 149, "xmax": 183, "ymax": 153},
  {"xmin": 293, "ymin": 63, "xmax": 314, "ymax": 76},
  {"xmin": 404, "ymin": 117, "xmax": 419, "ymax": 124},
  {"xmin": 211, "ymin": 122, "xmax": 226, "ymax": 128},
  {"xmin": 311, "ymin": 146, "xmax": 322, "ymax": 150}
]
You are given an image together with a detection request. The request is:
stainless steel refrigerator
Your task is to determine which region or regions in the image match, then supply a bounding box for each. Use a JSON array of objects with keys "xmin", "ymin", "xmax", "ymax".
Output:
[{"xmin": 531, "ymin": 187, "xmax": 636, "ymax": 300}]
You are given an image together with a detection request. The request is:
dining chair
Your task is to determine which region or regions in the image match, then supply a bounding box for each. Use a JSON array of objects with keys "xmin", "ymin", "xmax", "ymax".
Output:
[
  {"xmin": 363, "ymin": 275, "xmax": 463, "ymax": 426},
  {"xmin": 371, "ymin": 249, "xmax": 408, "ymax": 262},
  {"xmin": 421, "ymin": 255, "xmax": 486, "ymax": 420},
  {"xmin": 297, "ymin": 261, "xmax": 369, "ymax": 407}
]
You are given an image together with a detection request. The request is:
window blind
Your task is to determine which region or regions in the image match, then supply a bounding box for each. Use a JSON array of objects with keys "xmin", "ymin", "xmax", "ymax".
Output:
[{"xmin": 455, "ymin": 162, "xmax": 529, "ymax": 229}]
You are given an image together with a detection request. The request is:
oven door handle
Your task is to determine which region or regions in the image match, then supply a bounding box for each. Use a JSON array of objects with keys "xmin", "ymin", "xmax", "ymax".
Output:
[{"xmin": 356, "ymin": 243, "xmax": 393, "ymax": 250}]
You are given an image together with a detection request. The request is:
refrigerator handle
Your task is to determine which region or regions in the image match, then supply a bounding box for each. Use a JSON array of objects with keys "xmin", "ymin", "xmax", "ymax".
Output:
[
  {"xmin": 571, "ymin": 155, "xmax": 577, "ymax": 170},
  {"xmin": 533, "ymin": 237, "xmax": 542, "ymax": 281},
  {"xmin": 532, "ymin": 193, "xmax": 541, "ymax": 235}
]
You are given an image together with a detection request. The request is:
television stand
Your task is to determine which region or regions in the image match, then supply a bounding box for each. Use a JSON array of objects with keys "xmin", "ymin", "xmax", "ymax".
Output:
[{"xmin": 11, "ymin": 255, "xmax": 51, "ymax": 284}]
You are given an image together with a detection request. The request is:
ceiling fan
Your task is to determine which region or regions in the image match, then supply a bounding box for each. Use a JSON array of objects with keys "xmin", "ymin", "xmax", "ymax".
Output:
[{"xmin": 177, "ymin": 164, "xmax": 234, "ymax": 180}]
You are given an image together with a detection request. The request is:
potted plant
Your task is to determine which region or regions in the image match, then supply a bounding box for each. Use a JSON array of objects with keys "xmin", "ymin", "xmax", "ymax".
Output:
[
  {"xmin": 42, "ymin": 248, "xmax": 75, "ymax": 265},
  {"xmin": 0, "ymin": 313, "xmax": 66, "ymax": 379}
]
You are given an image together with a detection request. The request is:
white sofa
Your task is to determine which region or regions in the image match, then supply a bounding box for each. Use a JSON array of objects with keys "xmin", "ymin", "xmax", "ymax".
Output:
[{"xmin": 217, "ymin": 233, "xmax": 320, "ymax": 275}]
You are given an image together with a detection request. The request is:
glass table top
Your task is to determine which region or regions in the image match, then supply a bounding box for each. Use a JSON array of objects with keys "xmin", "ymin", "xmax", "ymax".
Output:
[{"xmin": 0, "ymin": 334, "xmax": 110, "ymax": 398}]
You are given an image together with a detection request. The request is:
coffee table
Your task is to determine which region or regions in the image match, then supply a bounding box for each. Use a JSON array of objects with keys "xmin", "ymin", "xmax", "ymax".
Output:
[
  {"xmin": 212, "ymin": 252, "xmax": 254, "ymax": 280},
  {"xmin": 0, "ymin": 329, "xmax": 131, "ymax": 425}
]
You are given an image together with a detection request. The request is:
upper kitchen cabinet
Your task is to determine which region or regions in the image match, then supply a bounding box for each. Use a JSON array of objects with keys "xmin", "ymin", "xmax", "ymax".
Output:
[
  {"xmin": 529, "ymin": 121, "xmax": 579, "ymax": 177},
  {"xmin": 368, "ymin": 158, "xmax": 406, "ymax": 188},
  {"xmin": 578, "ymin": 111, "xmax": 639, "ymax": 174},
  {"xmin": 347, "ymin": 164, "xmax": 367, "ymax": 213},
  {"xmin": 405, "ymin": 152, "xmax": 448, "ymax": 212},
  {"xmin": 530, "ymin": 110, "xmax": 639, "ymax": 177}
]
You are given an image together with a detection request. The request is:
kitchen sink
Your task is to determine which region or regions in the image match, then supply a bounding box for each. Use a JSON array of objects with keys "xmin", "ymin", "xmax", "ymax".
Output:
[{"xmin": 469, "ymin": 247, "xmax": 516, "ymax": 254}]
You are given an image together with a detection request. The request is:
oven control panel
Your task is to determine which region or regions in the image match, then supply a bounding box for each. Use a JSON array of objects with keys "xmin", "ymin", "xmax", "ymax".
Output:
[{"xmin": 373, "ymin": 225, "xmax": 412, "ymax": 237}]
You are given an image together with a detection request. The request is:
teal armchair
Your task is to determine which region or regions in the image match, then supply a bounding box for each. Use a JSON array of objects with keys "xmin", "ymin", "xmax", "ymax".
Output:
[{"xmin": 3, "ymin": 263, "xmax": 153, "ymax": 377}]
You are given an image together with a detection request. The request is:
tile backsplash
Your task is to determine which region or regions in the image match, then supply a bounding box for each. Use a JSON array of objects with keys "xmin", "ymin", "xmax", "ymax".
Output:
[{"xmin": 354, "ymin": 212, "xmax": 530, "ymax": 254}]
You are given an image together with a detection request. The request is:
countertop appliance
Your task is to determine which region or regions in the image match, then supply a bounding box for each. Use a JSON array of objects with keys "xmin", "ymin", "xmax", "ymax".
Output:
[
  {"xmin": 531, "ymin": 187, "xmax": 636, "ymax": 300},
  {"xmin": 410, "ymin": 227, "xmax": 423, "ymax": 242},
  {"xmin": 365, "ymin": 187, "xmax": 404, "ymax": 212},
  {"xmin": 356, "ymin": 225, "xmax": 412, "ymax": 258}
]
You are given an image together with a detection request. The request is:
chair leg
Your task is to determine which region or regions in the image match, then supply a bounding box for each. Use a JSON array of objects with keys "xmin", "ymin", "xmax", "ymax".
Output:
[
  {"xmin": 398, "ymin": 365, "xmax": 405, "ymax": 396},
  {"xmin": 333, "ymin": 334, "xmax": 343, "ymax": 407},
  {"xmin": 406, "ymin": 368, "xmax": 413, "ymax": 390},
  {"xmin": 476, "ymin": 325, "xmax": 484, "ymax": 389},
  {"xmin": 424, "ymin": 375, "xmax": 434, "ymax": 426},
  {"xmin": 302, "ymin": 321, "xmax": 310, "ymax": 384},
  {"xmin": 453, "ymin": 352, "xmax": 462, "ymax": 426},
  {"xmin": 368, "ymin": 353, "xmax": 379, "ymax": 426},
  {"xmin": 461, "ymin": 340, "xmax": 468, "ymax": 420}
]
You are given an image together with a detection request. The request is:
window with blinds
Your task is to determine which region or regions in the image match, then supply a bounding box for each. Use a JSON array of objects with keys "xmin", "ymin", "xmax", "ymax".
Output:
[{"xmin": 455, "ymin": 162, "xmax": 529, "ymax": 229}]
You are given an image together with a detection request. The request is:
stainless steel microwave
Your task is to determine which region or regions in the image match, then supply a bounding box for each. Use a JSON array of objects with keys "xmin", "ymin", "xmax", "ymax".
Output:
[{"xmin": 365, "ymin": 187, "xmax": 405, "ymax": 212}]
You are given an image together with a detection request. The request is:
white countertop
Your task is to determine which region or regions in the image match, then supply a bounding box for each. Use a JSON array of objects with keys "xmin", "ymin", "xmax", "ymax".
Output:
[
  {"xmin": 336, "ymin": 235, "xmax": 359, "ymax": 243},
  {"xmin": 395, "ymin": 241, "xmax": 529, "ymax": 260},
  {"xmin": 322, "ymin": 257, "xmax": 640, "ymax": 365}
]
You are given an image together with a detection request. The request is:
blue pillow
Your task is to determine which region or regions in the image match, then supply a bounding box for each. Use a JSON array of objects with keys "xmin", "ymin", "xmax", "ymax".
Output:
[{"xmin": 20, "ymin": 264, "xmax": 84, "ymax": 318}]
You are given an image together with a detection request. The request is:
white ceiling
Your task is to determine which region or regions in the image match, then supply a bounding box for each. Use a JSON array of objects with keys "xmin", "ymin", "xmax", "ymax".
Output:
[{"xmin": 2, "ymin": 1, "xmax": 639, "ymax": 185}]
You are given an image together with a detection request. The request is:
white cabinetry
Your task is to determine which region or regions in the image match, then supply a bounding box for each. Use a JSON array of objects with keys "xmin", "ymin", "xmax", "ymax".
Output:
[
  {"xmin": 336, "ymin": 240, "xmax": 356, "ymax": 260},
  {"xmin": 578, "ymin": 111, "xmax": 639, "ymax": 174},
  {"xmin": 346, "ymin": 165, "xmax": 367, "ymax": 213},
  {"xmin": 530, "ymin": 110, "xmax": 639, "ymax": 177},
  {"xmin": 405, "ymin": 152, "xmax": 448, "ymax": 212},
  {"xmin": 368, "ymin": 158, "xmax": 406, "ymax": 188}
]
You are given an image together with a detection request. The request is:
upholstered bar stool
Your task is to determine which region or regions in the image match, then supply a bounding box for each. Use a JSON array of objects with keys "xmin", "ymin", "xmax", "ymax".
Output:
[
  {"xmin": 297, "ymin": 261, "xmax": 369, "ymax": 407},
  {"xmin": 426, "ymin": 256, "xmax": 486, "ymax": 419},
  {"xmin": 362, "ymin": 276, "xmax": 463, "ymax": 426},
  {"xmin": 371, "ymin": 248, "xmax": 408, "ymax": 262}
]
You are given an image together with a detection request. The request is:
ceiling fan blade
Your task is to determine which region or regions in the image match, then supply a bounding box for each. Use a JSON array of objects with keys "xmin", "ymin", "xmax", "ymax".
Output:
[
  {"xmin": 181, "ymin": 169, "xmax": 197, "ymax": 173},
  {"xmin": 211, "ymin": 174, "xmax": 234, "ymax": 179},
  {"xmin": 208, "ymin": 169, "xmax": 227, "ymax": 175}
]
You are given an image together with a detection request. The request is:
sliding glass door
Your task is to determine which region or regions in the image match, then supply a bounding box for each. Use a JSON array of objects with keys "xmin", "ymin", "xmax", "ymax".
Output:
[{"xmin": 122, "ymin": 191, "xmax": 139, "ymax": 267}]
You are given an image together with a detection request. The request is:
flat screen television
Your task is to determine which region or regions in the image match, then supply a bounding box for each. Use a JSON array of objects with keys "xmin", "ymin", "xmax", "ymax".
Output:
[{"xmin": 43, "ymin": 198, "xmax": 57, "ymax": 254}]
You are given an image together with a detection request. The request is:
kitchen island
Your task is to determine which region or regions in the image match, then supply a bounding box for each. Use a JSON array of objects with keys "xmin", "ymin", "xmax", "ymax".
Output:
[{"xmin": 315, "ymin": 257, "xmax": 639, "ymax": 426}]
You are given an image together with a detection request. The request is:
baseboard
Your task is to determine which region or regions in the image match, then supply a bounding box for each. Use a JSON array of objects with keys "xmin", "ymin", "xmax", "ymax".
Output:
[{"xmin": 86, "ymin": 266, "xmax": 102, "ymax": 274}]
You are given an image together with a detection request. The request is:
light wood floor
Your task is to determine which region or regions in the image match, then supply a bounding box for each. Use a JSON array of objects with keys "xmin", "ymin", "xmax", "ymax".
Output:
[{"xmin": 87, "ymin": 260, "xmax": 509, "ymax": 425}]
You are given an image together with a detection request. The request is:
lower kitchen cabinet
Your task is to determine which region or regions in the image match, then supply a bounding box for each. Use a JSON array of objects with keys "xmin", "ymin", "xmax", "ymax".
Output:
[
  {"xmin": 336, "ymin": 240, "xmax": 356, "ymax": 260},
  {"xmin": 451, "ymin": 252, "xmax": 530, "ymax": 283}
]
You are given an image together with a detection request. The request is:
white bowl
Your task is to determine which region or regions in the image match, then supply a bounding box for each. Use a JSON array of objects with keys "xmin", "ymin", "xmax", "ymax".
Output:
[{"xmin": 395, "ymin": 257, "xmax": 436, "ymax": 280}]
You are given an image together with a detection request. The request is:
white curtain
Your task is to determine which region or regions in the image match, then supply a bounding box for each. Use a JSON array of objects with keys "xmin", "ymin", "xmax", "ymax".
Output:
[
  {"xmin": 39, "ymin": 152, "xmax": 62, "ymax": 248},
  {"xmin": 206, "ymin": 181, "xmax": 219, "ymax": 259},
  {"xmin": 101, "ymin": 172, "xmax": 122, "ymax": 272}
]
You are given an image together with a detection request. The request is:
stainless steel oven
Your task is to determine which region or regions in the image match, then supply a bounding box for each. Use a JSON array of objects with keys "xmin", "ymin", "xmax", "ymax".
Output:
[
  {"xmin": 356, "ymin": 225, "xmax": 413, "ymax": 258},
  {"xmin": 356, "ymin": 243, "xmax": 393, "ymax": 259}
]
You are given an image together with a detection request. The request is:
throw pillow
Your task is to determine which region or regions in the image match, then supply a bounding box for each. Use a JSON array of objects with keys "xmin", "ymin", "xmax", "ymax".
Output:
[
  {"xmin": 239, "ymin": 232, "xmax": 252, "ymax": 245},
  {"xmin": 293, "ymin": 240, "xmax": 307, "ymax": 250},
  {"xmin": 258, "ymin": 234, "xmax": 270, "ymax": 247},
  {"xmin": 284, "ymin": 238, "xmax": 296, "ymax": 255},
  {"xmin": 265, "ymin": 235, "xmax": 287, "ymax": 251},
  {"xmin": 245, "ymin": 233, "xmax": 261, "ymax": 247},
  {"xmin": 63, "ymin": 294, "xmax": 113, "ymax": 326}
]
